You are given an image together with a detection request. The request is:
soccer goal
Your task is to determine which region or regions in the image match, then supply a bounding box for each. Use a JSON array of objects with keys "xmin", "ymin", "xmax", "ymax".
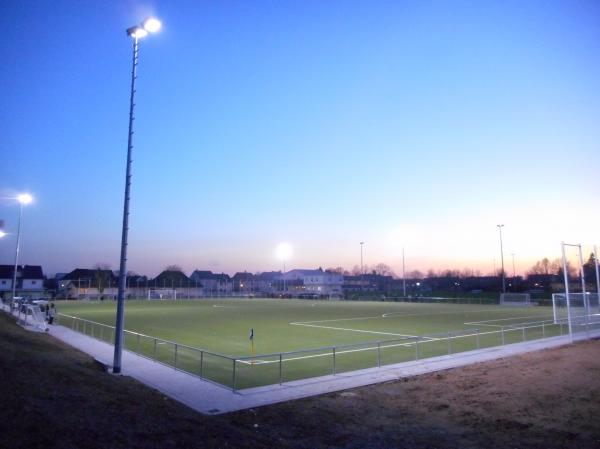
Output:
[
  {"xmin": 19, "ymin": 304, "xmax": 48, "ymax": 332},
  {"xmin": 148, "ymin": 289, "xmax": 177, "ymax": 300},
  {"xmin": 499, "ymin": 293, "xmax": 532, "ymax": 306},
  {"xmin": 552, "ymin": 293, "xmax": 600, "ymax": 324}
]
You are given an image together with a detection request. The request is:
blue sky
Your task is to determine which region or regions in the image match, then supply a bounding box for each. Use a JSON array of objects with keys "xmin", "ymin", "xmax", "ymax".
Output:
[{"xmin": 1, "ymin": 1, "xmax": 599, "ymax": 277}]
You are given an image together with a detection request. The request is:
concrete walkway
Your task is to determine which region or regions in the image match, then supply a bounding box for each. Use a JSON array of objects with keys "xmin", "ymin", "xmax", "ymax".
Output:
[{"xmin": 4, "ymin": 305, "xmax": 598, "ymax": 415}]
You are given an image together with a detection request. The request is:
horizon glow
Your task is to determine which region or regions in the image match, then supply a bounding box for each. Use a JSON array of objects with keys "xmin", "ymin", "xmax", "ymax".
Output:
[{"xmin": 0, "ymin": 1, "xmax": 598, "ymax": 278}]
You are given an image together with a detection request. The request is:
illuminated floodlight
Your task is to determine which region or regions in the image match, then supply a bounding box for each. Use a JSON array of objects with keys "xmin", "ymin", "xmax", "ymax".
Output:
[
  {"xmin": 275, "ymin": 242, "xmax": 293, "ymax": 261},
  {"xmin": 0, "ymin": 230, "xmax": 6, "ymax": 238},
  {"xmin": 127, "ymin": 26, "xmax": 148, "ymax": 39},
  {"xmin": 17, "ymin": 193, "xmax": 33, "ymax": 205},
  {"xmin": 143, "ymin": 18, "xmax": 162, "ymax": 33}
]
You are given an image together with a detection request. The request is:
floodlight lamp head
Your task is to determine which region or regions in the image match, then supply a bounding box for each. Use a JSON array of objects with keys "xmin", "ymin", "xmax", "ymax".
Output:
[
  {"xmin": 0, "ymin": 230, "xmax": 6, "ymax": 238},
  {"xmin": 17, "ymin": 193, "xmax": 33, "ymax": 205},
  {"xmin": 127, "ymin": 26, "xmax": 148, "ymax": 39},
  {"xmin": 276, "ymin": 243, "xmax": 293, "ymax": 261},
  {"xmin": 142, "ymin": 18, "xmax": 162, "ymax": 33}
]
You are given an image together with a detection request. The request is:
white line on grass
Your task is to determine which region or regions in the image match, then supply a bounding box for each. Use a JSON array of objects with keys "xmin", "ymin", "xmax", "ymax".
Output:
[
  {"xmin": 237, "ymin": 326, "xmax": 530, "ymax": 365},
  {"xmin": 289, "ymin": 321, "xmax": 421, "ymax": 338},
  {"xmin": 465, "ymin": 315, "xmax": 554, "ymax": 327}
]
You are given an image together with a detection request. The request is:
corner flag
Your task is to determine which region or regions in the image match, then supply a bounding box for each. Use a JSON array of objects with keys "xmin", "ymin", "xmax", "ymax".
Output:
[{"xmin": 249, "ymin": 328, "xmax": 254, "ymax": 341}]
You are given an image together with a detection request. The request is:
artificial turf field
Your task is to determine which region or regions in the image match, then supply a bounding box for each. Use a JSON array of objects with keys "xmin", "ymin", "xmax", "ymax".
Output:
[{"xmin": 57, "ymin": 298, "xmax": 561, "ymax": 389}]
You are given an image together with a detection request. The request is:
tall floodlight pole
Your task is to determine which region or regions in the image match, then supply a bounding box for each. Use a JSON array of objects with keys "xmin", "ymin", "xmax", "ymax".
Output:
[
  {"xmin": 594, "ymin": 246, "xmax": 600, "ymax": 300},
  {"xmin": 497, "ymin": 225, "xmax": 506, "ymax": 294},
  {"xmin": 113, "ymin": 17, "xmax": 161, "ymax": 375},
  {"xmin": 402, "ymin": 247, "xmax": 406, "ymax": 297},
  {"xmin": 11, "ymin": 194, "xmax": 33, "ymax": 309}
]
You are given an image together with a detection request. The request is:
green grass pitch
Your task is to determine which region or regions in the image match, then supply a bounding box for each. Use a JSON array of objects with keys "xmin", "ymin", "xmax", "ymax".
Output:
[{"xmin": 56, "ymin": 298, "xmax": 562, "ymax": 389}]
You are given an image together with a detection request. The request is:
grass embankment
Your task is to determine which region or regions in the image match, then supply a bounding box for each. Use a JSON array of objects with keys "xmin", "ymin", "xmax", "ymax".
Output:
[{"xmin": 1, "ymin": 311, "xmax": 600, "ymax": 449}]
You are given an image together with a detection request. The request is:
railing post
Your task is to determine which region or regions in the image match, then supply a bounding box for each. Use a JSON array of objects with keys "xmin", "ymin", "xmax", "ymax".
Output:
[
  {"xmin": 447, "ymin": 332, "xmax": 452, "ymax": 355},
  {"xmin": 137, "ymin": 334, "xmax": 140, "ymax": 353},
  {"xmin": 200, "ymin": 351, "xmax": 204, "ymax": 378},
  {"xmin": 542, "ymin": 323, "xmax": 545, "ymax": 338},
  {"xmin": 501, "ymin": 327, "xmax": 505, "ymax": 345},
  {"xmin": 232, "ymin": 359, "xmax": 237, "ymax": 392},
  {"xmin": 100, "ymin": 325, "xmax": 104, "ymax": 341},
  {"xmin": 522, "ymin": 327, "xmax": 526, "ymax": 342},
  {"xmin": 153, "ymin": 338, "xmax": 157, "ymax": 359},
  {"xmin": 415, "ymin": 337, "xmax": 420, "ymax": 360},
  {"xmin": 279, "ymin": 353, "xmax": 283, "ymax": 385},
  {"xmin": 332, "ymin": 347, "xmax": 336, "ymax": 375},
  {"xmin": 174, "ymin": 343, "xmax": 178, "ymax": 369},
  {"xmin": 476, "ymin": 328, "xmax": 480, "ymax": 349},
  {"xmin": 377, "ymin": 341, "xmax": 381, "ymax": 368}
]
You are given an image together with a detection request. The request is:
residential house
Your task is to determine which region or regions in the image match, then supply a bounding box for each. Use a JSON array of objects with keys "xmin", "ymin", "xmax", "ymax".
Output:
[
  {"xmin": 281, "ymin": 268, "xmax": 343, "ymax": 298},
  {"xmin": 0, "ymin": 265, "xmax": 45, "ymax": 300}
]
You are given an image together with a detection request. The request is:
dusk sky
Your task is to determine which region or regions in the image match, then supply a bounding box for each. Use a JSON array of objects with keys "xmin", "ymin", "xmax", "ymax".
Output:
[{"xmin": 1, "ymin": 1, "xmax": 599, "ymax": 277}]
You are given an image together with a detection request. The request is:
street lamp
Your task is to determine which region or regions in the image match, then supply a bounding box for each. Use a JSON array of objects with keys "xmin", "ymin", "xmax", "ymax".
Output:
[
  {"xmin": 11, "ymin": 193, "xmax": 33, "ymax": 308},
  {"xmin": 276, "ymin": 243, "xmax": 292, "ymax": 293},
  {"xmin": 360, "ymin": 242, "xmax": 364, "ymax": 275},
  {"xmin": 402, "ymin": 247, "xmax": 406, "ymax": 297},
  {"xmin": 113, "ymin": 17, "xmax": 161, "ymax": 375},
  {"xmin": 497, "ymin": 224, "xmax": 506, "ymax": 294}
]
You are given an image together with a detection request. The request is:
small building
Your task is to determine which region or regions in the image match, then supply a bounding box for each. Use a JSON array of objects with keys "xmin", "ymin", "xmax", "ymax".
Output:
[{"xmin": 0, "ymin": 265, "xmax": 45, "ymax": 300}]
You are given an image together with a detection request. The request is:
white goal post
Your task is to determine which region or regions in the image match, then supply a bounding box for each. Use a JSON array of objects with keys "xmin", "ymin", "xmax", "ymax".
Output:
[
  {"xmin": 19, "ymin": 304, "xmax": 48, "ymax": 332},
  {"xmin": 499, "ymin": 293, "xmax": 531, "ymax": 306},
  {"xmin": 148, "ymin": 289, "xmax": 177, "ymax": 300}
]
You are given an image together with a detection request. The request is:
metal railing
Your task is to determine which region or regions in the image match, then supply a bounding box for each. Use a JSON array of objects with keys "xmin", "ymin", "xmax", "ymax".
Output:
[{"xmin": 55, "ymin": 312, "xmax": 600, "ymax": 392}]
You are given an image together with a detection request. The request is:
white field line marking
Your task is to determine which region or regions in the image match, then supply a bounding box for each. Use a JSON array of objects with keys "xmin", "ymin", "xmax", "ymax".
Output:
[
  {"xmin": 380, "ymin": 307, "xmax": 509, "ymax": 318},
  {"xmin": 212, "ymin": 305, "xmax": 235, "ymax": 308},
  {"xmin": 295, "ymin": 307, "xmax": 512, "ymax": 326},
  {"xmin": 289, "ymin": 321, "xmax": 425, "ymax": 338},
  {"xmin": 465, "ymin": 315, "xmax": 554, "ymax": 328},
  {"xmin": 237, "ymin": 326, "xmax": 538, "ymax": 365}
]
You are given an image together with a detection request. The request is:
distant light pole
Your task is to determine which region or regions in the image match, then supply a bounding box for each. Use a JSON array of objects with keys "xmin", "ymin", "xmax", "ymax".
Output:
[
  {"xmin": 113, "ymin": 17, "xmax": 162, "ymax": 375},
  {"xmin": 402, "ymin": 247, "xmax": 406, "ymax": 297},
  {"xmin": 511, "ymin": 253, "xmax": 516, "ymax": 288},
  {"xmin": 360, "ymin": 242, "xmax": 364, "ymax": 275},
  {"xmin": 276, "ymin": 243, "xmax": 292, "ymax": 293},
  {"xmin": 11, "ymin": 193, "xmax": 33, "ymax": 308},
  {"xmin": 497, "ymin": 224, "xmax": 506, "ymax": 294}
]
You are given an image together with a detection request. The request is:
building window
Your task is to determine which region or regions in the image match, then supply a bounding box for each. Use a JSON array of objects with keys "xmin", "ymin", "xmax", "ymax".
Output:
[{"xmin": 32, "ymin": 281, "xmax": 37, "ymax": 285}]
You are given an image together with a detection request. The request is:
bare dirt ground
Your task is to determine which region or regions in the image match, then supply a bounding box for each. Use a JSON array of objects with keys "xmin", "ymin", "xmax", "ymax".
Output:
[{"xmin": 1, "ymin": 312, "xmax": 599, "ymax": 449}]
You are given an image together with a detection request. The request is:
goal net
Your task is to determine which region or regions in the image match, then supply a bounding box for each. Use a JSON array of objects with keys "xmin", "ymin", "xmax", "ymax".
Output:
[
  {"xmin": 553, "ymin": 293, "xmax": 600, "ymax": 324},
  {"xmin": 499, "ymin": 293, "xmax": 532, "ymax": 306},
  {"xmin": 148, "ymin": 289, "xmax": 177, "ymax": 300},
  {"xmin": 558, "ymin": 242, "xmax": 600, "ymax": 336},
  {"xmin": 19, "ymin": 305, "xmax": 48, "ymax": 332}
]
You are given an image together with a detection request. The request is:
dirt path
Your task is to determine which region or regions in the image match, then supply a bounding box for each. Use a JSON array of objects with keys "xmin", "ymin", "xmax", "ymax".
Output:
[{"xmin": 1, "ymin": 313, "xmax": 599, "ymax": 448}]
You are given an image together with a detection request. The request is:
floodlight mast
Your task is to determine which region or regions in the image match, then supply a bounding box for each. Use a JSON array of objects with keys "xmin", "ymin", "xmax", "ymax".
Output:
[
  {"xmin": 497, "ymin": 225, "xmax": 506, "ymax": 294},
  {"xmin": 113, "ymin": 18, "xmax": 161, "ymax": 375},
  {"xmin": 11, "ymin": 194, "xmax": 33, "ymax": 309}
]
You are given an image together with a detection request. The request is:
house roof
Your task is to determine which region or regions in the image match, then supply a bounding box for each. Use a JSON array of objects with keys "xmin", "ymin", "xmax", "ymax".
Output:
[
  {"xmin": 0, "ymin": 265, "xmax": 44, "ymax": 279},
  {"xmin": 233, "ymin": 272, "xmax": 254, "ymax": 280},
  {"xmin": 152, "ymin": 270, "xmax": 190, "ymax": 284}
]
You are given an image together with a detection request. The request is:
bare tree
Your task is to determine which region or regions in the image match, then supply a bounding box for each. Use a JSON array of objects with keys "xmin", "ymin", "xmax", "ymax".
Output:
[
  {"xmin": 165, "ymin": 265, "xmax": 183, "ymax": 272},
  {"xmin": 373, "ymin": 263, "xmax": 395, "ymax": 277}
]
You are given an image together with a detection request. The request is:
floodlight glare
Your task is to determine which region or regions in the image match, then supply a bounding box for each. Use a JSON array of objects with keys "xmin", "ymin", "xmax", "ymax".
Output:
[
  {"xmin": 127, "ymin": 26, "xmax": 148, "ymax": 39},
  {"xmin": 0, "ymin": 230, "xmax": 6, "ymax": 238},
  {"xmin": 143, "ymin": 18, "xmax": 162, "ymax": 33},
  {"xmin": 276, "ymin": 242, "xmax": 293, "ymax": 261},
  {"xmin": 17, "ymin": 193, "xmax": 33, "ymax": 205}
]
